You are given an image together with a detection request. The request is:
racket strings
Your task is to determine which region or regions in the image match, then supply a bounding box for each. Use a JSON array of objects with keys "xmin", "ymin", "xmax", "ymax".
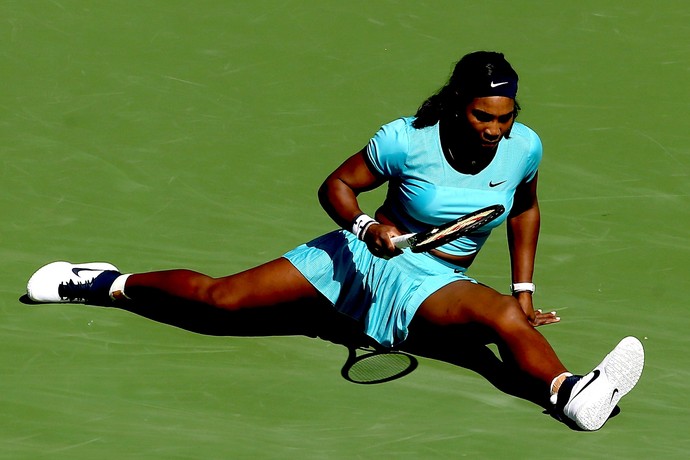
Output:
[{"xmin": 417, "ymin": 209, "xmax": 497, "ymax": 245}]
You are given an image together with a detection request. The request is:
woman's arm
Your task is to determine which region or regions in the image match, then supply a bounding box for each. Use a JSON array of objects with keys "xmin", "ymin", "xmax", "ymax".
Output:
[
  {"xmin": 318, "ymin": 148, "xmax": 401, "ymax": 255},
  {"xmin": 508, "ymin": 173, "xmax": 540, "ymax": 292},
  {"xmin": 507, "ymin": 172, "xmax": 558, "ymax": 326}
]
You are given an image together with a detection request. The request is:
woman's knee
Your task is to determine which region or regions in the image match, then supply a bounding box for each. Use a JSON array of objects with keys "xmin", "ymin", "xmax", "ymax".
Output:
[
  {"xmin": 482, "ymin": 295, "xmax": 529, "ymax": 331},
  {"xmin": 204, "ymin": 279, "xmax": 243, "ymax": 310}
]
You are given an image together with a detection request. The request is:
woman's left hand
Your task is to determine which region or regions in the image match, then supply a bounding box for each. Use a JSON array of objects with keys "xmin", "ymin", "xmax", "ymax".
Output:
[
  {"xmin": 530, "ymin": 309, "xmax": 560, "ymax": 327},
  {"xmin": 515, "ymin": 292, "xmax": 560, "ymax": 327}
]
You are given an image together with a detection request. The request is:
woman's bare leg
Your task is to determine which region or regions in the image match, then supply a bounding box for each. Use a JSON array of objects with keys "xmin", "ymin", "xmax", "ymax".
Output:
[
  {"xmin": 123, "ymin": 257, "xmax": 321, "ymax": 310},
  {"xmin": 416, "ymin": 280, "xmax": 567, "ymax": 385}
]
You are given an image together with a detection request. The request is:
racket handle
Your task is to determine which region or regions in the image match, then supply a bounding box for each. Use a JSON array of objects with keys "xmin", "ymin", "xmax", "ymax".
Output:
[{"xmin": 391, "ymin": 234, "xmax": 415, "ymax": 249}]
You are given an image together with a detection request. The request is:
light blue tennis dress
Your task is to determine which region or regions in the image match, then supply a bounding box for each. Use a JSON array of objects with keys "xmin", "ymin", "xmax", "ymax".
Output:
[{"xmin": 284, "ymin": 117, "xmax": 542, "ymax": 347}]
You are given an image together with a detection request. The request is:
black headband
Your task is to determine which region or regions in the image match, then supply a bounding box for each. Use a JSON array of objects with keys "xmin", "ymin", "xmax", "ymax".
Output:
[{"xmin": 466, "ymin": 75, "xmax": 518, "ymax": 99}]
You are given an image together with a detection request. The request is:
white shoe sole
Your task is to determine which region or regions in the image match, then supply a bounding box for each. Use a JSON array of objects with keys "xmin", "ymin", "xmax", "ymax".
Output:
[
  {"xmin": 27, "ymin": 261, "xmax": 119, "ymax": 303},
  {"xmin": 565, "ymin": 336, "xmax": 645, "ymax": 430}
]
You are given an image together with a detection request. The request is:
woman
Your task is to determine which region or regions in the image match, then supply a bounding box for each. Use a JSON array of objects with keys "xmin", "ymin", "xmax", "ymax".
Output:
[{"xmin": 26, "ymin": 51, "xmax": 643, "ymax": 431}]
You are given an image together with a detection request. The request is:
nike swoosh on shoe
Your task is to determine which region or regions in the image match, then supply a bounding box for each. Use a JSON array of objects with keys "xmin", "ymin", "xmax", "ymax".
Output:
[
  {"xmin": 610, "ymin": 388, "xmax": 619, "ymax": 404},
  {"xmin": 571, "ymin": 369, "xmax": 600, "ymax": 401},
  {"xmin": 72, "ymin": 267, "xmax": 106, "ymax": 277}
]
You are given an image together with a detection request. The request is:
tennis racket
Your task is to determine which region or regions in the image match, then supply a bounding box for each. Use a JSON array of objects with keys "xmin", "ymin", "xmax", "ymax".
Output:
[
  {"xmin": 390, "ymin": 204, "xmax": 505, "ymax": 253},
  {"xmin": 341, "ymin": 346, "xmax": 418, "ymax": 384}
]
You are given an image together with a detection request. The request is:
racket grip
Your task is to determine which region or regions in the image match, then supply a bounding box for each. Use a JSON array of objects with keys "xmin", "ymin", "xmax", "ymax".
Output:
[{"xmin": 391, "ymin": 234, "xmax": 414, "ymax": 249}]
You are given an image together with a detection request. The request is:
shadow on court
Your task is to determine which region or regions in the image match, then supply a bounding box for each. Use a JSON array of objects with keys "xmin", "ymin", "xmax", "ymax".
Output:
[
  {"xmin": 20, "ymin": 292, "xmax": 608, "ymax": 427},
  {"xmin": 88, "ymin": 297, "xmax": 551, "ymax": 403}
]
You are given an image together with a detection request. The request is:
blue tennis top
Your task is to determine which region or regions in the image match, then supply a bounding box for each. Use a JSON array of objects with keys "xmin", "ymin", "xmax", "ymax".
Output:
[{"xmin": 366, "ymin": 117, "xmax": 542, "ymax": 256}]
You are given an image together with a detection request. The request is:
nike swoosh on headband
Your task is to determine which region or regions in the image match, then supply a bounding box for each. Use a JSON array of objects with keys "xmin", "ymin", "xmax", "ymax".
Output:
[{"xmin": 490, "ymin": 81, "xmax": 509, "ymax": 88}]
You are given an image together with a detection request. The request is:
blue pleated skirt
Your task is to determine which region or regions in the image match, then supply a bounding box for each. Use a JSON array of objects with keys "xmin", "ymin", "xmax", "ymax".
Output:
[{"xmin": 283, "ymin": 230, "xmax": 475, "ymax": 347}]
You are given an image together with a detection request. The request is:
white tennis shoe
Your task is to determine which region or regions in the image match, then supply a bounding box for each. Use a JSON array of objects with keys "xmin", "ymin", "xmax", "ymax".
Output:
[
  {"xmin": 556, "ymin": 336, "xmax": 644, "ymax": 430},
  {"xmin": 27, "ymin": 261, "xmax": 121, "ymax": 304}
]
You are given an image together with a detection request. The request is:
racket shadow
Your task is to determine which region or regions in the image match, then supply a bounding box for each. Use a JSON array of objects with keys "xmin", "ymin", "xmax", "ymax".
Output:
[{"xmin": 341, "ymin": 346, "xmax": 419, "ymax": 385}]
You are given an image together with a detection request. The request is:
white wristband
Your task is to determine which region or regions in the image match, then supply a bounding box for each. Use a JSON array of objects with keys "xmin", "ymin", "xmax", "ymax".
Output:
[
  {"xmin": 511, "ymin": 282, "xmax": 535, "ymax": 294},
  {"xmin": 351, "ymin": 213, "xmax": 378, "ymax": 241}
]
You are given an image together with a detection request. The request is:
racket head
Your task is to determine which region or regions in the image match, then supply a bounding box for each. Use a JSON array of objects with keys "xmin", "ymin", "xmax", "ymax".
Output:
[
  {"xmin": 341, "ymin": 348, "xmax": 418, "ymax": 384},
  {"xmin": 407, "ymin": 204, "xmax": 505, "ymax": 253}
]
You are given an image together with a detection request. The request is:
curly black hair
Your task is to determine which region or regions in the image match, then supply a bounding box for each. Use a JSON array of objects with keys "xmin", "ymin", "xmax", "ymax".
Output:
[{"xmin": 413, "ymin": 51, "xmax": 520, "ymax": 129}]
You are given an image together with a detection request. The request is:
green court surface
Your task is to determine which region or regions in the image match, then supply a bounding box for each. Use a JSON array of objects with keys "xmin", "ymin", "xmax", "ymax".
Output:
[{"xmin": 2, "ymin": 1, "xmax": 689, "ymax": 458}]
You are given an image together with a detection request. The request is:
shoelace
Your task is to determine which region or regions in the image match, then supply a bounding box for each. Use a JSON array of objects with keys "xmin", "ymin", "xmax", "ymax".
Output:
[{"xmin": 58, "ymin": 279, "xmax": 92, "ymax": 302}]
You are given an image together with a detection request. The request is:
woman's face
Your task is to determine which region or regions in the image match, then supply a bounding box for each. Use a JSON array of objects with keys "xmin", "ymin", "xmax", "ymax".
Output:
[{"xmin": 462, "ymin": 96, "xmax": 516, "ymax": 150}]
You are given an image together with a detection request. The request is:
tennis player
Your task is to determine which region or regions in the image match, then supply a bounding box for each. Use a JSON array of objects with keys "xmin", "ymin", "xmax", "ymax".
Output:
[{"xmin": 26, "ymin": 51, "xmax": 643, "ymax": 431}]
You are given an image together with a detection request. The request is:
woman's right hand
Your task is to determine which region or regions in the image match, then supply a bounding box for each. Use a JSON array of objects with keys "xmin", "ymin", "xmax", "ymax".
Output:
[{"xmin": 362, "ymin": 223, "xmax": 403, "ymax": 258}]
